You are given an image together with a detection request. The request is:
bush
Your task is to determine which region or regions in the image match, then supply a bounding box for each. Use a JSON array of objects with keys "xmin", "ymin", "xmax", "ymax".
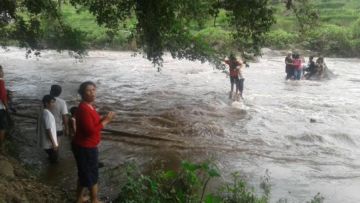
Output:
[
  {"xmin": 349, "ymin": 39, "xmax": 360, "ymax": 54},
  {"xmin": 115, "ymin": 161, "xmax": 325, "ymax": 203},
  {"xmin": 221, "ymin": 172, "xmax": 268, "ymax": 203},
  {"xmin": 115, "ymin": 161, "xmax": 268, "ymax": 203},
  {"xmin": 264, "ymin": 29, "xmax": 298, "ymax": 49},
  {"xmin": 194, "ymin": 27, "xmax": 234, "ymax": 52},
  {"xmin": 351, "ymin": 18, "xmax": 360, "ymax": 39},
  {"xmin": 303, "ymin": 24, "xmax": 352, "ymax": 56}
]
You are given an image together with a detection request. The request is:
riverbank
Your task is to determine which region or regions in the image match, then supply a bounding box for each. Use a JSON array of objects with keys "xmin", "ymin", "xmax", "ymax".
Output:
[{"xmin": 0, "ymin": 129, "xmax": 69, "ymax": 203}]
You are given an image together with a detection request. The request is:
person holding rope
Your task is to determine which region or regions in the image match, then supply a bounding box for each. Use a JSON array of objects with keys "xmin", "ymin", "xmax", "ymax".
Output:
[{"xmin": 71, "ymin": 81, "xmax": 115, "ymax": 203}]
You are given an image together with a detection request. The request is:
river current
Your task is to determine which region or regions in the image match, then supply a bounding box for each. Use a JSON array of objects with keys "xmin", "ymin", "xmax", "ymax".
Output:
[{"xmin": 1, "ymin": 48, "xmax": 360, "ymax": 202}]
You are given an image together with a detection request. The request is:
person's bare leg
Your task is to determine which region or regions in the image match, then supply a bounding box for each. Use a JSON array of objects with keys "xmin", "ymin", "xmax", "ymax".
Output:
[
  {"xmin": 90, "ymin": 183, "xmax": 100, "ymax": 203},
  {"xmin": 76, "ymin": 181, "xmax": 86, "ymax": 203},
  {"xmin": 235, "ymin": 81, "xmax": 240, "ymax": 101},
  {"xmin": 229, "ymin": 82, "xmax": 234, "ymax": 99}
]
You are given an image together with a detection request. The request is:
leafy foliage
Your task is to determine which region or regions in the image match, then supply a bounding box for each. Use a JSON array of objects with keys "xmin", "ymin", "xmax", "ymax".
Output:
[
  {"xmin": 116, "ymin": 161, "xmax": 272, "ymax": 203},
  {"xmin": 286, "ymin": 0, "xmax": 320, "ymax": 34},
  {"xmin": 1, "ymin": 0, "xmax": 276, "ymax": 67},
  {"xmin": 264, "ymin": 29, "xmax": 298, "ymax": 49},
  {"xmin": 303, "ymin": 24, "xmax": 352, "ymax": 56},
  {"xmin": 117, "ymin": 161, "xmax": 221, "ymax": 203},
  {"xmin": 224, "ymin": 0, "xmax": 275, "ymax": 55},
  {"xmin": 265, "ymin": 0, "xmax": 360, "ymax": 57},
  {"xmin": 0, "ymin": 0, "xmax": 87, "ymax": 53}
]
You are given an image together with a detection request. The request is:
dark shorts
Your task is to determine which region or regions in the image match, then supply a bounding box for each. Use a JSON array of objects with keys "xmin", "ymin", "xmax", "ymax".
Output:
[
  {"xmin": 0, "ymin": 109, "xmax": 8, "ymax": 130},
  {"xmin": 71, "ymin": 143, "xmax": 99, "ymax": 188},
  {"xmin": 230, "ymin": 76, "xmax": 239, "ymax": 85}
]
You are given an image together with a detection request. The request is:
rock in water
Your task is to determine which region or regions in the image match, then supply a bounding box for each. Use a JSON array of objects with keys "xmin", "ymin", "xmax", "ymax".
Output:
[{"xmin": 310, "ymin": 118, "xmax": 317, "ymax": 123}]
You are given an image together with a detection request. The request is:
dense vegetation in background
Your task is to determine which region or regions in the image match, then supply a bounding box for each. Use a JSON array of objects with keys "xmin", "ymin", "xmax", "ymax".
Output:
[
  {"xmin": 2, "ymin": 0, "xmax": 358, "ymax": 63},
  {"xmin": 0, "ymin": 0, "xmax": 275, "ymax": 67},
  {"xmin": 266, "ymin": 0, "xmax": 360, "ymax": 57}
]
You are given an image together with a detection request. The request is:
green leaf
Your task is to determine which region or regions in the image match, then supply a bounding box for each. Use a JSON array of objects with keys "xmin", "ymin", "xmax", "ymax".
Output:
[
  {"xmin": 205, "ymin": 194, "xmax": 222, "ymax": 203},
  {"xmin": 182, "ymin": 161, "xmax": 201, "ymax": 172},
  {"xmin": 164, "ymin": 170, "xmax": 177, "ymax": 179},
  {"xmin": 208, "ymin": 168, "xmax": 221, "ymax": 177}
]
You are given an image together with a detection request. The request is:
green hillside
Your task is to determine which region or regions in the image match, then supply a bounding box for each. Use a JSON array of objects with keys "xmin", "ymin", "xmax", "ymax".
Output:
[
  {"xmin": 274, "ymin": 0, "xmax": 360, "ymax": 30},
  {"xmin": 58, "ymin": 0, "xmax": 360, "ymax": 56},
  {"xmin": 266, "ymin": 0, "xmax": 360, "ymax": 56}
]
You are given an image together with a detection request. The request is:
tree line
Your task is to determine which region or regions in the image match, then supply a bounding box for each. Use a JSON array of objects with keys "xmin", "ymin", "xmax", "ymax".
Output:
[{"xmin": 1, "ymin": 0, "xmax": 324, "ymax": 67}]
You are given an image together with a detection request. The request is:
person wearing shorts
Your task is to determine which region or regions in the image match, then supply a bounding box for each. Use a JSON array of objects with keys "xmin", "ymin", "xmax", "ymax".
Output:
[
  {"xmin": 72, "ymin": 81, "xmax": 115, "ymax": 203},
  {"xmin": 225, "ymin": 54, "xmax": 242, "ymax": 100}
]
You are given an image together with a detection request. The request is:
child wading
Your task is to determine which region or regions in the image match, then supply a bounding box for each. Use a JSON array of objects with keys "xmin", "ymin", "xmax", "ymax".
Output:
[{"xmin": 38, "ymin": 95, "xmax": 59, "ymax": 163}]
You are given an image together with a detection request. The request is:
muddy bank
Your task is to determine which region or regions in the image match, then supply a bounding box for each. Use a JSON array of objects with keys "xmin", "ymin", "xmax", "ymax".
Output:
[{"xmin": 0, "ymin": 129, "xmax": 69, "ymax": 203}]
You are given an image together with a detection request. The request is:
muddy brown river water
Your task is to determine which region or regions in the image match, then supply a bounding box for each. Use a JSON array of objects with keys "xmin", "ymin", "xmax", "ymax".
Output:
[{"xmin": 1, "ymin": 48, "xmax": 360, "ymax": 202}]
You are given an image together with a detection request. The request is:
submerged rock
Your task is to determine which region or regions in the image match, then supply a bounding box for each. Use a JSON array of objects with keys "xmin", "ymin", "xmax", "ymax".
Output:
[{"xmin": 310, "ymin": 118, "xmax": 317, "ymax": 123}]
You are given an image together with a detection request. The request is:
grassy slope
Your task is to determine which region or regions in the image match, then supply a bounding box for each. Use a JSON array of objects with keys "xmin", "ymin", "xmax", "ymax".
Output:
[
  {"xmin": 61, "ymin": 4, "xmax": 132, "ymax": 49},
  {"xmin": 274, "ymin": 0, "xmax": 360, "ymax": 31}
]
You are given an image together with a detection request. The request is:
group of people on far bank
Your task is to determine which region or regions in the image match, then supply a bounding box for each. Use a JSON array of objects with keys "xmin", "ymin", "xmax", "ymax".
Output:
[
  {"xmin": 285, "ymin": 52, "xmax": 328, "ymax": 80},
  {"xmin": 0, "ymin": 65, "xmax": 115, "ymax": 203}
]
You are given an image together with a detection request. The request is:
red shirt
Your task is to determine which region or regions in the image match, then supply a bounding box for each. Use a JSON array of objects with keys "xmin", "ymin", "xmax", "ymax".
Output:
[
  {"xmin": 0, "ymin": 79, "xmax": 8, "ymax": 106},
  {"xmin": 225, "ymin": 60, "xmax": 241, "ymax": 77},
  {"xmin": 293, "ymin": 59, "xmax": 302, "ymax": 70},
  {"xmin": 73, "ymin": 102, "xmax": 103, "ymax": 148}
]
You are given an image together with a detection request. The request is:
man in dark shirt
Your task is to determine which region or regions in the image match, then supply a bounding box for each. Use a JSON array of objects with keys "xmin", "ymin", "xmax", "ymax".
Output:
[
  {"xmin": 305, "ymin": 56, "xmax": 316, "ymax": 79},
  {"xmin": 285, "ymin": 52, "xmax": 294, "ymax": 80}
]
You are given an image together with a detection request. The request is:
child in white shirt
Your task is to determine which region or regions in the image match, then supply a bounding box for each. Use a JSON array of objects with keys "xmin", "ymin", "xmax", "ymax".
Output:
[{"xmin": 38, "ymin": 95, "xmax": 58, "ymax": 163}]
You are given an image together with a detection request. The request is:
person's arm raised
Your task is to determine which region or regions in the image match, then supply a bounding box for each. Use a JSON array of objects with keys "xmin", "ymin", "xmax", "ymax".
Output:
[{"xmin": 101, "ymin": 112, "xmax": 115, "ymax": 127}]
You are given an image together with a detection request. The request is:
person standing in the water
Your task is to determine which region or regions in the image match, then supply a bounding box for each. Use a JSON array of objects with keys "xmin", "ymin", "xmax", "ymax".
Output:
[
  {"xmin": 225, "ymin": 54, "xmax": 243, "ymax": 100},
  {"xmin": 285, "ymin": 52, "xmax": 294, "ymax": 80},
  {"xmin": 71, "ymin": 81, "xmax": 115, "ymax": 203}
]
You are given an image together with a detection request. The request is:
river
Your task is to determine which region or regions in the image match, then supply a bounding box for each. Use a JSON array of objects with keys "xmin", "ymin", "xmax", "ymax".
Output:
[{"xmin": 1, "ymin": 48, "xmax": 360, "ymax": 202}]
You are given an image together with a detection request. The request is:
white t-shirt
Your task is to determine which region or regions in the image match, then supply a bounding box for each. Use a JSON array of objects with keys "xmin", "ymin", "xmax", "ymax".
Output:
[
  {"xmin": 50, "ymin": 97, "xmax": 68, "ymax": 131},
  {"xmin": 38, "ymin": 109, "xmax": 58, "ymax": 149}
]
